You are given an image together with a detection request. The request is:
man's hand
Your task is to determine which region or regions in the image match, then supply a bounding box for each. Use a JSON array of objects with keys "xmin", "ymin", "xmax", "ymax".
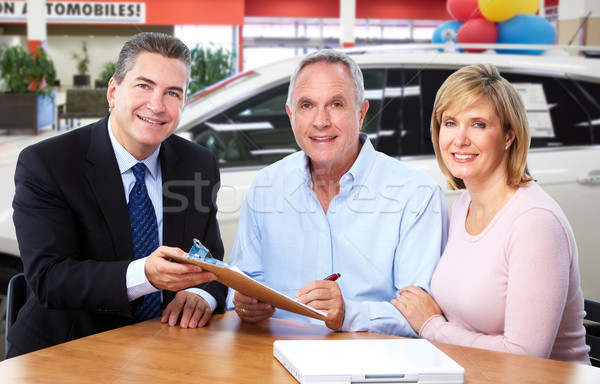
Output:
[
  {"xmin": 161, "ymin": 290, "xmax": 212, "ymax": 328},
  {"xmin": 391, "ymin": 285, "xmax": 442, "ymax": 334},
  {"xmin": 233, "ymin": 291, "xmax": 275, "ymax": 323},
  {"xmin": 296, "ymin": 281, "xmax": 345, "ymax": 330},
  {"xmin": 145, "ymin": 246, "xmax": 216, "ymax": 291}
]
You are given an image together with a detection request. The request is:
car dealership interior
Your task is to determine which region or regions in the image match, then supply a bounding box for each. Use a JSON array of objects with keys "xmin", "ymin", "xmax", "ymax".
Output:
[{"xmin": 0, "ymin": 0, "xmax": 599, "ymax": 381}]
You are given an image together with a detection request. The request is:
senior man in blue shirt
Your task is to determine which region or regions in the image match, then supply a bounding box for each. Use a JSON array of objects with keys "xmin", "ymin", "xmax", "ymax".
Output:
[{"xmin": 227, "ymin": 49, "xmax": 449, "ymax": 336}]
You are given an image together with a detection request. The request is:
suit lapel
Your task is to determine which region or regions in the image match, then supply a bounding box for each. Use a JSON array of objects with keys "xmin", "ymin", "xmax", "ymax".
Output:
[
  {"xmin": 160, "ymin": 138, "xmax": 186, "ymax": 248},
  {"xmin": 85, "ymin": 117, "xmax": 134, "ymax": 261}
]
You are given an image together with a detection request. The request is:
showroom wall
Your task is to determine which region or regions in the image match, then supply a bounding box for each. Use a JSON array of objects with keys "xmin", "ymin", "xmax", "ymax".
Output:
[
  {"xmin": 557, "ymin": 0, "xmax": 600, "ymax": 46},
  {"xmin": 0, "ymin": 24, "xmax": 173, "ymax": 87}
]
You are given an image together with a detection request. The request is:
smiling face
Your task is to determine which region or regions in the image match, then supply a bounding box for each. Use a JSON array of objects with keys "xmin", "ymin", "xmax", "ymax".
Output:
[
  {"xmin": 438, "ymin": 98, "xmax": 515, "ymax": 189},
  {"xmin": 107, "ymin": 52, "xmax": 187, "ymax": 160},
  {"xmin": 286, "ymin": 61, "xmax": 369, "ymax": 174}
]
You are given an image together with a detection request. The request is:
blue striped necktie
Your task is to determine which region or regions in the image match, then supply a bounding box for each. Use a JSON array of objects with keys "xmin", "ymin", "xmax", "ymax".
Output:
[{"xmin": 128, "ymin": 163, "xmax": 161, "ymax": 322}]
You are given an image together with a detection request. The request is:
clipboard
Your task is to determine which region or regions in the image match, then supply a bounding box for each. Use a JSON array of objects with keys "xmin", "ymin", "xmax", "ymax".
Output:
[{"xmin": 166, "ymin": 252, "xmax": 327, "ymax": 322}]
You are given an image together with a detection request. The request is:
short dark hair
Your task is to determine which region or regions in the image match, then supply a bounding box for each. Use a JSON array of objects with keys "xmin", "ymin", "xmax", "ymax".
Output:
[{"xmin": 112, "ymin": 32, "xmax": 191, "ymax": 86}]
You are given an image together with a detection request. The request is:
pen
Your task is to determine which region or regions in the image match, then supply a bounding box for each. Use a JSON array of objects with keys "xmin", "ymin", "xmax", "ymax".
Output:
[{"xmin": 324, "ymin": 273, "xmax": 341, "ymax": 282}]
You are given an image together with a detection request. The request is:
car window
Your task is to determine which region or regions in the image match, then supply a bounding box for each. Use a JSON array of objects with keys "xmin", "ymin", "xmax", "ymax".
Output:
[
  {"xmin": 375, "ymin": 68, "xmax": 401, "ymax": 158},
  {"xmin": 404, "ymin": 68, "xmax": 453, "ymax": 157},
  {"xmin": 377, "ymin": 67, "xmax": 454, "ymax": 158},
  {"xmin": 500, "ymin": 72, "xmax": 595, "ymax": 148},
  {"xmin": 565, "ymin": 78, "xmax": 600, "ymax": 145},
  {"xmin": 189, "ymin": 83, "xmax": 298, "ymax": 167},
  {"xmin": 361, "ymin": 69, "xmax": 386, "ymax": 147}
]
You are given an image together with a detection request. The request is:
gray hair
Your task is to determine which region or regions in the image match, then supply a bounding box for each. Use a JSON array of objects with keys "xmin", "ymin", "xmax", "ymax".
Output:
[
  {"xmin": 112, "ymin": 32, "xmax": 191, "ymax": 87},
  {"xmin": 286, "ymin": 49, "xmax": 365, "ymax": 109}
]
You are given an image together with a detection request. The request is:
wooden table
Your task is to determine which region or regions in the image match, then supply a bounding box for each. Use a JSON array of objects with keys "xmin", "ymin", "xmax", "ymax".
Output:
[{"xmin": 1, "ymin": 311, "xmax": 599, "ymax": 383}]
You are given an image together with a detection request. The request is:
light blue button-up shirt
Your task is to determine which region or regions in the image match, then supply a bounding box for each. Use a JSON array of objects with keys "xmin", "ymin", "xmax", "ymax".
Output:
[{"xmin": 227, "ymin": 134, "xmax": 449, "ymax": 336}]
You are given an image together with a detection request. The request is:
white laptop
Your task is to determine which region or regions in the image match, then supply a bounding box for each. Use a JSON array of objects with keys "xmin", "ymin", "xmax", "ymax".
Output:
[{"xmin": 273, "ymin": 339, "xmax": 464, "ymax": 384}]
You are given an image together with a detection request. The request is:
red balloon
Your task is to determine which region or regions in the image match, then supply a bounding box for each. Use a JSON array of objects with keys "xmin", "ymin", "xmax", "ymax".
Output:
[
  {"xmin": 457, "ymin": 18, "xmax": 498, "ymax": 52},
  {"xmin": 447, "ymin": 0, "xmax": 483, "ymax": 22}
]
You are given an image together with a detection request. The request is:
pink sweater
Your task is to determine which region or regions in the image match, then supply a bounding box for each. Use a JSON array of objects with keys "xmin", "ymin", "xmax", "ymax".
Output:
[{"xmin": 421, "ymin": 182, "xmax": 590, "ymax": 365}]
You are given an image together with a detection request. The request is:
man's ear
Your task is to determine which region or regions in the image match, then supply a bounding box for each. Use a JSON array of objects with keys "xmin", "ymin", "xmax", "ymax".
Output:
[
  {"xmin": 106, "ymin": 77, "xmax": 116, "ymax": 110},
  {"xmin": 285, "ymin": 104, "xmax": 293, "ymax": 124},
  {"xmin": 358, "ymin": 100, "xmax": 370, "ymax": 130}
]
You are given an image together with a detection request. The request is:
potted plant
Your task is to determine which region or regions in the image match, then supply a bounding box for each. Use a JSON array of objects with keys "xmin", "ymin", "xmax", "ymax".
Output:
[
  {"xmin": 0, "ymin": 44, "xmax": 57, "ymax": 133},
  {"xmin": 71, "ymin": 41, "xmax": 90, "ymax": 87},
  {"xmin": 188, "ymin": 44, "xmax": 235, "ymax": 94},
  {"xmin": 94, "ymin": 61, "xmax": 116, "ymax": 89}
]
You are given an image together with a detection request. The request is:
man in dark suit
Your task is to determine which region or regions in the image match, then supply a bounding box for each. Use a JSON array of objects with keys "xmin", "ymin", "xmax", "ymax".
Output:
[{"xmin": 7, "ymin": 32, "xmax": 227, "ymax": 358}]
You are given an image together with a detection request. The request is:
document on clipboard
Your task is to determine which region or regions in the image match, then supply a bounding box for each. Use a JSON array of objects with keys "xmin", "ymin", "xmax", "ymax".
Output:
[{"xmin": 165, "ymin": 243, "xmax": 327, "ymax": 322}]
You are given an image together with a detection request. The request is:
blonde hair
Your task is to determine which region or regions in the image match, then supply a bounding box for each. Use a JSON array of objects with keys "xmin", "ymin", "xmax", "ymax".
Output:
[{"xmin": 431, "ymin": 63, "xmax": 533, "ymax": 190}]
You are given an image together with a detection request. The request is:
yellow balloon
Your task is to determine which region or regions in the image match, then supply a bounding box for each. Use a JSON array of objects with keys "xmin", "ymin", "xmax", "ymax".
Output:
[
  {"xmin": 478, "ymin": 0, "xmax": 520, "ymax": 22},
  {"xmin": 520, "ymin": 0, "xmax": 540, "ymax": 14}
]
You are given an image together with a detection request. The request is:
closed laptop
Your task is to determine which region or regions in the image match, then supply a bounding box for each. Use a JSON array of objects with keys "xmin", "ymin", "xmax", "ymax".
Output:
[{"xmin": 273, "ymin": 339, "xmax": 464, "ymax": 384}]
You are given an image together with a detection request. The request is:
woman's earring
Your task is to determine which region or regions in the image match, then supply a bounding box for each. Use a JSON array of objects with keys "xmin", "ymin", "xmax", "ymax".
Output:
[{"xmin": 505, "ymin": 145, "xmax": 509, "ymax": 150}]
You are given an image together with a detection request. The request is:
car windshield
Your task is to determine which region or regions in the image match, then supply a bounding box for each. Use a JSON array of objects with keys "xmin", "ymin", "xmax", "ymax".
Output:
[{"xmin": 185, "ymin": 70, "xmax": 257, "ymax": 108}]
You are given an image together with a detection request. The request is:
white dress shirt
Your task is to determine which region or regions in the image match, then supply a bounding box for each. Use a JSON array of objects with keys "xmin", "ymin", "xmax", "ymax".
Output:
[{"xmin": 108, "ymin": 118, "xmax": 217, "ymax": 312}]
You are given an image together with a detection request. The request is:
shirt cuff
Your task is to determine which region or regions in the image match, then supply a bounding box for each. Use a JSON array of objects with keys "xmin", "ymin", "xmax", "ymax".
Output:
[
  {"xmin": 186, "ymin": 288, "xmax": 218, "ymax": 313},
  {"xmin": 126, "ymin": 257, "xmax": 159, "ymax": 302}
]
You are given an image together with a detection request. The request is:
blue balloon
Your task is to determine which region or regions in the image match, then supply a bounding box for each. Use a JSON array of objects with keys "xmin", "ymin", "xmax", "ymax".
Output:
[
  {"xmin": 432, "ymin": 20, "xmax": 463, "ymax": 44},
  {"xmin": 496, "ymin": 14, "xmax": 556, "ymax": 55}
]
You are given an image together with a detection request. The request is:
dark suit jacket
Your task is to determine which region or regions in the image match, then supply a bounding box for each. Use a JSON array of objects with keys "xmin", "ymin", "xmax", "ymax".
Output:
[{"xmin": 8, "ymin": 116, "xmax": 227, "ymax": 357}]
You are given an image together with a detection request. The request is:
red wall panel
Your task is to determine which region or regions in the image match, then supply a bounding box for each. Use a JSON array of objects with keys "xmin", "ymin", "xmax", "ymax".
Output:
[
  {"xmin": 245, "ymin": 0, "xmax": 450, "ymax": 19},
  {"xmin": 145, "ymin": 0, "xmax": 244, "ymax": 25}
]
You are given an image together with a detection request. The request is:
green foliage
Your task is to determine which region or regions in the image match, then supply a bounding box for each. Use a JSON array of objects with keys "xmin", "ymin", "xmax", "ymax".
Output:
[
  {"xmin": 71, "ymin": 41, "xmax": 90, "ymax": 75},
  {"xmin": 98, "ymin": 61, "xmax": 116, "ymax": 87},
  {"xmin": 189, "ymin": 44, "xmax": 235, "ymax": 94},
  {"xmin": 0, "ymin": 44, "xmax": 56, "ymax": 97}
]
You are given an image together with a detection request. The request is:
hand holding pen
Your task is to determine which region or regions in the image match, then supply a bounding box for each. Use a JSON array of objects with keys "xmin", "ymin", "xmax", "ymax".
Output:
[{"xmin": 296, "ymin": 272, "xmax": 344, "ymax": 330}]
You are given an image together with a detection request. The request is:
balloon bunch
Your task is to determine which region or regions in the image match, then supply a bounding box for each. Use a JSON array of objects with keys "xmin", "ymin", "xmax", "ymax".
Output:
[{"xmin": 432, "ymin": 0, "xmax": 556, "ymax": 54}]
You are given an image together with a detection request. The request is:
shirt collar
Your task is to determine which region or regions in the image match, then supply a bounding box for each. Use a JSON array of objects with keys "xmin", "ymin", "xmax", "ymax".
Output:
[
  {"xmin": 299, "ymin": 132, "xmax": 376, "ymax": 188},
  {"xmin": 345, "ymin": 133, "xmax": 376, "ymax": 187},
  {"xmin": 300, "ymin": 152, "xmax": 312, "ymax": 188},
  {"xmin": 107, "ymin": 116, "xmax": 161, "ymax": 179}
]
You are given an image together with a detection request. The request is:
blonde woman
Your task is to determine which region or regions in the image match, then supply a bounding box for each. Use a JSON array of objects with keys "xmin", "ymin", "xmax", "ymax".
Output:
[{"xmin": 392, "ymin": 64, "xmax": 590, "ymax": 364}]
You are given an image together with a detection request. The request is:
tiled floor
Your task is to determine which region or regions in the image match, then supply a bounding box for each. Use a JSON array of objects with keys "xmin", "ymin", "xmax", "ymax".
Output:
[
  {"xmin": 0, "ymin": 119, "xmax": 97, "ymax": 143},
  {"xmin": 0, "ymin": 129, "xmax": 53, "ymax": 143}
]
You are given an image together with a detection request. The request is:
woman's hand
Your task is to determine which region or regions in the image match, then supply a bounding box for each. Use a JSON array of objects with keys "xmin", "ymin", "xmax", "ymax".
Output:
[{"xmin": 391, "ymin": 285, "xmax": 443, "ymax": 334}]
